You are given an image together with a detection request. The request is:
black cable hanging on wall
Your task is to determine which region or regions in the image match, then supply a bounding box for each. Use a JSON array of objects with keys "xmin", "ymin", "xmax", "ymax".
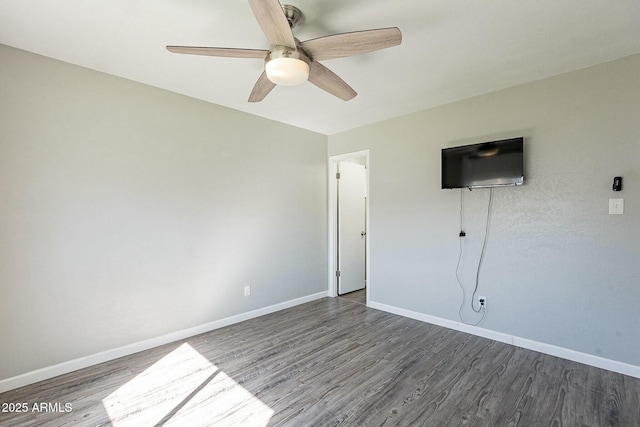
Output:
[{"xmin": 456, "ymin": 187, "xmax": 493, "ymax": 325}]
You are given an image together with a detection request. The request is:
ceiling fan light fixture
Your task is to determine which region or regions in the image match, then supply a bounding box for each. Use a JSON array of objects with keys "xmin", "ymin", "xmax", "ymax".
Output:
[
  {"xmin": 265, "ymin": 46, "xmax": 310, "ymax": 86},
  {"xmin": 266, "ymin": 57, "xmax": 309, "ymax": 85}
]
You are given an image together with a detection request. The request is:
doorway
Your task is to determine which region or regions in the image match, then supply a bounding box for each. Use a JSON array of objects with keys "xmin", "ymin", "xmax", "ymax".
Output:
[{"xmin": 328, "ymin": 150, "xmax": 370, "ymax": 305}]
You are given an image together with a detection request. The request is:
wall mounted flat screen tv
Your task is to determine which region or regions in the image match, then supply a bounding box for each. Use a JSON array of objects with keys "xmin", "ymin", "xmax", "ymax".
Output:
[{"xmin": 442, "ymin": 137, "xmax": 524, "ymax": 189}]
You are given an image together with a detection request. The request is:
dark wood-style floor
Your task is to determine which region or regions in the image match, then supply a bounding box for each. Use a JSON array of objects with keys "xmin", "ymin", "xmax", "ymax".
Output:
[
  {"xmin": 1, "ymin": 297, "xmax": 639, "ymax": 426},
  {"xmin": 339, "ymin": 288, "xmax": 366, "ymax": 305}
]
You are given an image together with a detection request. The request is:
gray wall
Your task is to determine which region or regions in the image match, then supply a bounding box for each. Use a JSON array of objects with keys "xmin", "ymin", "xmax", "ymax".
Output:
[
  {"xmin": 329, "ymin": 54, "xmax": 640, "ymax": 366},
  {"xmin": 0, "ymin": 45, "xmax": 328, "ymax": 380}
]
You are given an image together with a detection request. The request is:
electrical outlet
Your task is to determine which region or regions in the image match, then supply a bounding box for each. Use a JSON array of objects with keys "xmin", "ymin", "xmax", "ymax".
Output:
[
  {"xmin": 244, "ymin": 286, "xmax": 251, "ymax": 297},
  {"xmin": 478, "ymin": 296, "xmax": 486, "ymax": 309}
]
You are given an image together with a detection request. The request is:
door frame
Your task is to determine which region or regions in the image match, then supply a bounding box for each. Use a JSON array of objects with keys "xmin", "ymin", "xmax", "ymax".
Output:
[{"xmin": 328, "ymin": 150, "xmax": 371, "ymax": 304}]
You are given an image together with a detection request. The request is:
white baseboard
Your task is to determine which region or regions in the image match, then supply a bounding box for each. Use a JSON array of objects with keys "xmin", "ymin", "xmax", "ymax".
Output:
[
  {"xmin": 0, "ymin": 291, "xmax": 328, "ymax": 394},
  {"xmin": 368, "ymin": 300, "xmax": 640, "ymax": 379}
]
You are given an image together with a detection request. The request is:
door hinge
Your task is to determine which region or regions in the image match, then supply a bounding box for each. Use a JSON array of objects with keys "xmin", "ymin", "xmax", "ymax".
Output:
[
  {"xmin": 336, "ymin": 172, "xmax": 340, "ymax": 179},
  {"xmin": 336, "ymin": 270, "xmax": 341, "ymax": 277}
]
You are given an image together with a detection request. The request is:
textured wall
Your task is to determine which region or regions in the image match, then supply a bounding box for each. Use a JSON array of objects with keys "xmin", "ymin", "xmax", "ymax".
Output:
[
  {"xmin": 0, "ymin": 45, "xmax": 328, "ymax": 380},
  {"xmin": 329, "ymin": 54, "xmax": 640, "ymax": 366}
]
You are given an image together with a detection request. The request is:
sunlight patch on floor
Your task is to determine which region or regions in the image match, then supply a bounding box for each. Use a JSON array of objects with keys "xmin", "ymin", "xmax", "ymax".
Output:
[{"xmin": 102, "ymin": 343, "xmax": 273, "ymax": 426}]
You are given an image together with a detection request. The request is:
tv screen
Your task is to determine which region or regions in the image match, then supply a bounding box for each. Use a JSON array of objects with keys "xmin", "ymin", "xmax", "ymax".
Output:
[{"xmin": 442, "ymin": 137, "xmax": 524, "ymax": 189}]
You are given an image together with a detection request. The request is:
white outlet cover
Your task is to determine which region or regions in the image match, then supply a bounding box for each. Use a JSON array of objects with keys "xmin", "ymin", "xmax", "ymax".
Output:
[{"xmin": 609, "ymin": 198, "xmax": 624, "ymax": 215}]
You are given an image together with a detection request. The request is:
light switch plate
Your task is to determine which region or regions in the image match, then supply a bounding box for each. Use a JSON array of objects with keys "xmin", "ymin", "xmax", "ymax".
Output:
[{"xmin": 609, "ymin": 198, "xmax": 624, "ymax": 215}]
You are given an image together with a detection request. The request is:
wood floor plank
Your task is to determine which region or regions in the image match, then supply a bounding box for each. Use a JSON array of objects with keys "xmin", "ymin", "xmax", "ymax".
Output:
[{"xmin": 1, "ymin": 297, "xmax": 639, "ymax": 426}]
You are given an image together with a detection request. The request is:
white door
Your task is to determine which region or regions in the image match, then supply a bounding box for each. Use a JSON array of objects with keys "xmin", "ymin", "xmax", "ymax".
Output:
[{"xmin": 337, "ymin": 161, "xmax": 366, "ymax": 295}]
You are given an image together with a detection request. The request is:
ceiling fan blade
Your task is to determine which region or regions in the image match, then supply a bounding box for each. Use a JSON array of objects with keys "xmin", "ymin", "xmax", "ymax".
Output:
[
  {"xmin": 249, "ymin": 0, "xmax": 296, "ymax": 48},
  {"xmin": 248, "ymin": 71, "xmax": 276, "ymax": 102},
  {"xmin": 308, "ymin": 61, "xmax": 357, "ymax": 101},
  {"xmin": 301, "ymin": 27, "xmax": 402, "ymax": 61},
  {"xmin": 167, "ymin": 46, "xmax": 268, "ymax": 59}
]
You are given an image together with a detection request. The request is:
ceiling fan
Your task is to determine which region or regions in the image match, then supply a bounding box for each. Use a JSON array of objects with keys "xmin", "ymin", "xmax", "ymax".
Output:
[{"xmin": 166, "ymin": 0, "xmax": 402, "ymax": 102}]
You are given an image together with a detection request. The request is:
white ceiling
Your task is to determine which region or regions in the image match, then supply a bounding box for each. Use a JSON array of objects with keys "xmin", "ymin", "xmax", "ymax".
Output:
[{"xmin": 2, "ymin": 1, "xmax": 640, "ymax": 135}]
